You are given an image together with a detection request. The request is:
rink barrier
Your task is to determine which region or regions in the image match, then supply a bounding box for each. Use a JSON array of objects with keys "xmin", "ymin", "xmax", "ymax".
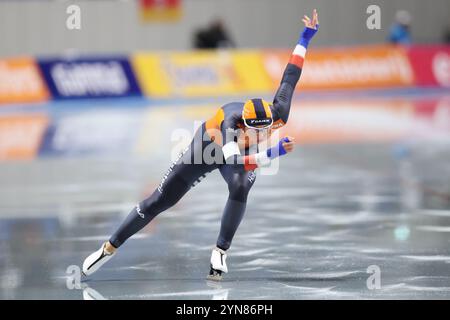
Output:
[
  {"xmin": 133, "ymin": 45, "xmax": 449, "ymax": 96},
  {"xmin": 0, "ymin": 45, "xmax": 448, "ymax": 105},
  {"xmin": 0, "ymin": 46, "xmax": 449, "ymax": 160}
]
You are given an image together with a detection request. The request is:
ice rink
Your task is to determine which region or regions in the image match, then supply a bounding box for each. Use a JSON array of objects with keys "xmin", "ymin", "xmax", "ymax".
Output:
[{"xmin": 1, "ymin": 91, "xmax": 450, "ymax": 300}]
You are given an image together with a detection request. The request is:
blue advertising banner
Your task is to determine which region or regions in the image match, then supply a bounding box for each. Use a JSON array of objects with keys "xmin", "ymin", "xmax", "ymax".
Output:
[{"xmin": 38, "ymin": 57, "xmax": 142, "ymax": 99}]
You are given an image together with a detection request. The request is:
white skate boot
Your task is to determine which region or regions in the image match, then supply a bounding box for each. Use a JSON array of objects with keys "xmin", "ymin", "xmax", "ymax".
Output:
[
  {"xmin": 82, "ymin": 243, "xmax": 115, "ymax": 276},
  {"xmin": 207, "ymin": 247, "xmax": 228, "ymax": 281}
]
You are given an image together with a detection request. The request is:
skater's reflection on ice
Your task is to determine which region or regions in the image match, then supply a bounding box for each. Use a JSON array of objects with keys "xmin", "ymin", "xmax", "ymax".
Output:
[{"xmin": 79, "ymin": 282, "xmax": 230, "ymax": 300}]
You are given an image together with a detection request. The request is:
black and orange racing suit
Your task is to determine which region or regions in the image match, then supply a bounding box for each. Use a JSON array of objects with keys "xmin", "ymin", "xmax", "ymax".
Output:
[{"xmin": 109, "ymin": 27, "xmax": 312, "ymax": 251}]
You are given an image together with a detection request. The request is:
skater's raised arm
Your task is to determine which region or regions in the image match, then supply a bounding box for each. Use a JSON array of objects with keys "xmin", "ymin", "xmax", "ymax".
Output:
[
  {"xmin": 271, "ymin": 9, "xmax": 319, "ymax": 126},
  {"xmin": 221, "ymin": 11, "xmax": 318, "ymax": 171}
]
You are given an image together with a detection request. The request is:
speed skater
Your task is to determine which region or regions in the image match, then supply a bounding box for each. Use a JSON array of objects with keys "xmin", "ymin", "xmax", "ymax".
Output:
[{"xmin": 82, "ymin": 9, "xmax": 319, "ymax": 281}]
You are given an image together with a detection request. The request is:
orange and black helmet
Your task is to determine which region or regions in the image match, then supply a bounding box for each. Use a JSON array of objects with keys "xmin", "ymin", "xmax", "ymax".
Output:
[{"xmin": 242, "ymin": 98, "xmax": 273, "ymax": 129}]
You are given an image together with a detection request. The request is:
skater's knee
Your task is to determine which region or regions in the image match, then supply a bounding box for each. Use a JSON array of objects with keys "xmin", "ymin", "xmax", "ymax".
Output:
[
  {"xmin": 139, "ymin": 196, "xmax": 156, "ymax": 214},
  {"xmin": 140, "ymin": 192, "xmax": 169, "ymax": 215},
  {"xmin": 140, "ymin": 177, "xmax": 188, "ymax": 214},
  {"xmin": 228, "ymin": 181, "xmax": 251, "ymax": 202}
]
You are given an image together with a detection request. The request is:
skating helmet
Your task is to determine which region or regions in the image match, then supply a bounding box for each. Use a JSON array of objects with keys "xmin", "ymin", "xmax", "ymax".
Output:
[{"xmin": 242, "ymin": 98, "xmax": 273, "ymax": 129}]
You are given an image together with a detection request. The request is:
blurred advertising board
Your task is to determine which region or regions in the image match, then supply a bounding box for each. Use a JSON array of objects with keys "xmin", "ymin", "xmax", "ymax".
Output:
[
  {"xmin": 412, "ymin": 96, "xmax": 450, "ymax": 138},
  {"xmin": 39, "ymin": 110, "xmax": 142, "ymax": 156},
  {"xmin": 132, "ymin": 50, "xmax": 271, "ymax": 98},
  {"xmin": 38, "ymin": 57, "xmax": 142, "ymax": 100},
  {"xmin": 280, "ymin": 97, "xmax": 450, "ymax": 144},
  {"xmin": 0, "ymin": 114, "xmax": 49, "ymax": 160},
  {"xmin": 0, "ymin": 57, "xmax": 49, "ymax": 105},
  {"xmin": 139, "ymin": 0, "xmax": 182, "ymax": 22},
  {"xmin": 135, "ymin": 103, "xmax": 216, "ymax": 157},
  {"xmin": 407, "ymin": 45, "xmax": 450, "ymax": 88},
  {"xmin": 280, "ymin": 99, "xmax": 415, "ymax": 143},
  {"xmin": 263, "ymin": 45, "xmax": 415, "ymax": 90},
  {"xmin": 0, "ymin": 45, "xmax": 447, "ymax": 105}
]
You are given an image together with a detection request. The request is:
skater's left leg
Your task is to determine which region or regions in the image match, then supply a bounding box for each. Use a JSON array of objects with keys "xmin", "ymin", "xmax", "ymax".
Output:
[
  {"xmin": 82, "ymin": 170, "xmax": 194, "ymax": 276},
  {"xmin": 109, "ymin": 125, "xmax": 219, "ymax": 249},
  {"xmin": 208, "ymin": 164, "xmax": 256, "ymax": 280},
  {"xmin": 83, "ymin": 123, "xmax": 219, "ymax": 275}
]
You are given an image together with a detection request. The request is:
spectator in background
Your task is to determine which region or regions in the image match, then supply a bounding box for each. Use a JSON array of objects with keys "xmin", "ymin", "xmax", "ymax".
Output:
[
  {"xmin": 193, "ymin": 18, "xmax": 235, "ymax": 49},
  {"xmin": 388, "ymin": 10, "xmax": 412, "ymax": 45},
  {"xmin": 444, "ymin": 25, "xmax": 450, "ymax": 44}
]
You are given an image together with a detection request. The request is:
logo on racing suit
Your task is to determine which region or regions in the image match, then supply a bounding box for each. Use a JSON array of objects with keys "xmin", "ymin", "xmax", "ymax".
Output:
[
  {"xmin": 157, "ymin": 147, "xmax": 188, "ymax": 193},
  {"xmin": 247, "ymin": 171, "xmax": 256, "ymax": 183},
  {"xmin": 136, "ymin": 203, "xmax": 144, "ymax": 219}
]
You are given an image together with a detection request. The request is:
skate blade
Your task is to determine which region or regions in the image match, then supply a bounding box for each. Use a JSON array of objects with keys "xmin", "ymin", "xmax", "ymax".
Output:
[{"xmin": 207, "ymin": 273, "xmax": 223, "ymax": 281}]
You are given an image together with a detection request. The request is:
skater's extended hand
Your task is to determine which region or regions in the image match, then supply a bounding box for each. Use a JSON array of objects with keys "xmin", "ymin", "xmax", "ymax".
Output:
[
  {"xmin": 302, "ymin": 9, "xmax": 319, "ymax": 30},
  {"xmin": 282, "ymin": 136, "xmax": 295, "ymax": 153},
  {"xmin": 266, "ymin": 136, "xmax": 295, "ymax": 159},
  {"xmin": 299, "ymin": 9, "xmax": 319, "ymax": 46}
]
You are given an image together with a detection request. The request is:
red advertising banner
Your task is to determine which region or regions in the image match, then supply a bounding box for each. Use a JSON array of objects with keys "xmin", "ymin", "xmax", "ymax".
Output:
[{"xmin": 407, "ymin": 45, "xmax": 450, "ymax": 88}]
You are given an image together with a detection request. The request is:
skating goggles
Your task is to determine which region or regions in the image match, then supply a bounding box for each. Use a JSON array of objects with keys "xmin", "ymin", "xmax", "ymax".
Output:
[{"xmin": 243, "ymin": 117, "xmax": 273, "ymax": 130}]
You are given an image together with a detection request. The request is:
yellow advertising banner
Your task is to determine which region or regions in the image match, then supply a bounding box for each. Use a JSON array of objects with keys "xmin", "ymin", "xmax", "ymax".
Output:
[{"xmin": 132, "ymin": 50, "xmax": 272, "ymax": 98}]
